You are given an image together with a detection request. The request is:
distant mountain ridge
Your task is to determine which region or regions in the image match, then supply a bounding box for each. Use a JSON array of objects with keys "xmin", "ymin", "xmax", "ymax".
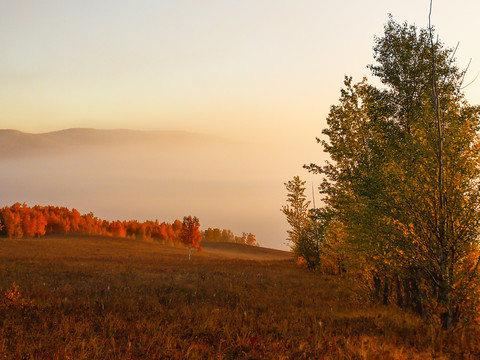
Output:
[{"xmin": 0, "ymin": 128, "xmax": 225, "ymax": 158}]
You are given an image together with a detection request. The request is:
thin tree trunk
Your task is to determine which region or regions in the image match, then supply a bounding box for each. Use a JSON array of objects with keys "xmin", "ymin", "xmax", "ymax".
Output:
[
  {"xmin": 403, "ymin": 277, "xmax": 412, "ymax": 310},
  {"xmin": 373, "ymin": 275, "xmax": 381, "ymax": 301},
  {"xmin": 429, "ymin": 0, "xmax": 452, "ymax": 330},
  {"xmin": 396, "ymin": 275, "xmax": 404, "ymax": 308},
  {"xmin": 383, "ymin": 277, "xmax": 390, "ymax": 306}
]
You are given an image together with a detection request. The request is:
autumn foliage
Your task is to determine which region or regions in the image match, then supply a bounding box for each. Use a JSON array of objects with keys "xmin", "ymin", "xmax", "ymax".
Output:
[
  {"xmin": 179, "ymin": 216, "xmax": 202, "ymax": 259},
  {"xmin": 0, "ymin": 203, "xmax": 187, "ymax": 244},
  {"xmin": 298, "ymin": 18, "xmax": 480, "ymax": 330},
  {"xmin": 202, "ymin": 228, "xmax": 259, "ymax": 246},
  {"xmin": 0, "ymin": 203, "xmax": 259, "ymax": 248}
]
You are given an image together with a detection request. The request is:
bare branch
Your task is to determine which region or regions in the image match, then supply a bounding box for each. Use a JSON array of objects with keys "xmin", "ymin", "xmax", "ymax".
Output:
[
  {"xmin": 460, "ymin": 72, "xmax": 479, "ymax": 90},
  {"xmin": 450, "ymin": 41, "xmax": 460, "ymax": 61},
  {"xmin": 428, "ymin": 0, "xmax": 433, "ymax": 30},
  {"xmin": 459, "ymin": 58, "xmax": 472, "ymax": 88}
]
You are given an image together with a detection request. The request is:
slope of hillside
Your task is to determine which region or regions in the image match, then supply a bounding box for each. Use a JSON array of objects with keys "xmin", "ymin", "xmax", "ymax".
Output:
[
  {"xmin": 0, "ymin": 235, "xmax": 290, "ymax": 261},
  {"xmin": 0, "ymin": 235, "xmax": 473, "ymax": 359},
  {"xmin": 201, "ymin": 241, "xmax": 291, "ymax": 260}
]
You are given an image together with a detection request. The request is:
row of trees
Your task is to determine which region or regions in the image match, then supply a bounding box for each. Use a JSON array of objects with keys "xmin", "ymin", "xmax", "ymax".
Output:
[
  {"xmin": 0, "ymin": 203, "xmax": 258, "ymax": 248},
  {"xmin": 285, "ymin": 17, "xmax": 480, "ymax": 330},
  {"xmin": 0, "ymin": 203, "xmax": 185, "ymax": 244},
  {"xmin": 202, "ymin": 227, "xmax": 259, "ymax": 246}
]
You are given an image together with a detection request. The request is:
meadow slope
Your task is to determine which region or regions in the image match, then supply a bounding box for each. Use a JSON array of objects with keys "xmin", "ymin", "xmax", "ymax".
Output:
[{"xmin": 0, "ymin": 236, "xmax": 477, "ymax": 359}]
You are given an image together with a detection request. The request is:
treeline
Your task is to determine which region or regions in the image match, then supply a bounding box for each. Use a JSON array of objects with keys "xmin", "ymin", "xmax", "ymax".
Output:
[
  {"xmin": 285, "ymin": 18, "xmax": 480, "ymax": 330},
  {"xmin": 202, "ymin": 228, "xmax": 259, "ymax": 246},
  {"xmin": 0, "ymin": 203, "xmax": 184, "ymax": 244},
  {"xmin": 0, "ymin": 203, "xmax": 258, "ymax": 247}
]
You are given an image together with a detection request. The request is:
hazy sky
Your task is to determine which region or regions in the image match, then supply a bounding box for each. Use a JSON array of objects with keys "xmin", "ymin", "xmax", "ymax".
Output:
[{"xmin": 2, "ymin": 0, "xmax": 480, "ymax": 147}]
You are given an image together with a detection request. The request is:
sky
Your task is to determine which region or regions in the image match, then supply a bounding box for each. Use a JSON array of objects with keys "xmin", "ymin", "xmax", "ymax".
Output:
[
  {"xmin": 1, "ymin": 1, "xmax": 480, "ymax": 249},
  {"xmin": 2, "ymin": 1, "xmax": 480, "ymax": 145}
]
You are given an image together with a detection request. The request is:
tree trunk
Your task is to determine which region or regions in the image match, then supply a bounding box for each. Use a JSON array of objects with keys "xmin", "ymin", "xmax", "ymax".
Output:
[
  {"xmin": 373, "ymin": 275, "xmax": 381, "ymax": 301},
  {"xmin": 411, "ymin": 278, "xmax": 426, "ymax": 318},
  {"xmin": 438, "ymin": 271, "xmax": 452, "ymax": 330},
  {"xmin": 429, "ymin": 0, "xmax": 452, "ymax": 330},
  {"xmin": 382, "ymin": 277, "xmax": 390, "ymax": 306},
  {"xmin": 403, "ymin": 278, "xmax": 412, "ymax": 310},
  {"xmin": 396, "ymin": 275, "xmax": 403, "ymax": 308}
]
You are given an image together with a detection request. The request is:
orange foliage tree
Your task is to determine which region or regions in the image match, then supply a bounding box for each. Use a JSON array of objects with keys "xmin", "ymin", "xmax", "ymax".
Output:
[
  {"xmin": 179, "ymin": 216, "xmax": 201, "ymax": 260},
  {"xmin": 0, "ymin": 203, "xmax": 46, "ymax": 238},
  {"xmin": 0, "ymin": 203, "xmax": 187, "ymax": 245},
  {"xmin": 243, "ymin": 232, "xmax": 259, "ymax": 247},
  {"xmin": 0, "ymin": 204, "xmax": 251, "ymax": 252}
]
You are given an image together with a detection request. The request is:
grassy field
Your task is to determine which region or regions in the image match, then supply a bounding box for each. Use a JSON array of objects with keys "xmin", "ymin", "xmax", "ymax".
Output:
[{"xmin": 0, "ymin": 236, "xmax": 478, "ymax": 359}]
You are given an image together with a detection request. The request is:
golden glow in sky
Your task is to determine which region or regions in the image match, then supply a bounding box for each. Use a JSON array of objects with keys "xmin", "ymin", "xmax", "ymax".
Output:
[{"xmin": 2, "ymin": 0, "xmax": 480, "ymax": 145}]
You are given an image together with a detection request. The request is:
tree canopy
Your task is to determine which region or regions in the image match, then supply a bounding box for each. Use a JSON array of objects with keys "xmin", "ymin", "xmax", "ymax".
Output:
[
  {"xmin": 180, "ymin": 216, "xmax": 202, "ymax": 260},
  {"xmin": 304, "ymin": 17, "xmax": 480, "ymax": 329}
]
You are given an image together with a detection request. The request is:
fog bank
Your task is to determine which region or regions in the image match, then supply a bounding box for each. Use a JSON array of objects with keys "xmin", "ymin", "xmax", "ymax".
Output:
[{"xmin": 0, "ymin": 129, "xmax": 321, "ymax": 249}]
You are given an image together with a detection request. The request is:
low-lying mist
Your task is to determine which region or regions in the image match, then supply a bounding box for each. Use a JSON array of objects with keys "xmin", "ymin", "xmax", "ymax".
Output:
[{"xmin": 0, "ymin": 129, "xmax": 319, "ymax": 249}]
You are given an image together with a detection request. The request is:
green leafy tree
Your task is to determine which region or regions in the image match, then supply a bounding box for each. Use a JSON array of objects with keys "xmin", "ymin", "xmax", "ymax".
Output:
[
  {"xmin": 282, "ymin": 176, "xmax": 326, "ymax": 270},
  {"xmin": 281, "ymin": 177, "xmax": 310, "ymax": 244},
  {"xmin": 307, "ymin": 17, "xmax": 480, "ymax": 329}
]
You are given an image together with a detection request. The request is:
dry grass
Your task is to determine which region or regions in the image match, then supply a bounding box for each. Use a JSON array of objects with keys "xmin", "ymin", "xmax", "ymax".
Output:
[{"xmin": 0, "ymin": 235, "xmax": 478, "ymax": 359}]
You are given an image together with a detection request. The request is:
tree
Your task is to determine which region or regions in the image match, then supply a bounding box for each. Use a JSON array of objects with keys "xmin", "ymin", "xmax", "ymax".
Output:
[
  {"xmin": 221, "ymin": 229, "xmax": 234, "ymax": 243},
  {"xmin": 306, "ymin": 17, "xmax": 480, "ymax": 328},
  {"xmin": 281, "ymin": 176, "xmax": 310, "ymax": 244},
  {"xmin": 243, "ymin": 232, "xmax": 259, "ymax": 247},
  {"xmin": 282, "ymin": 176, "xmax": 324, "ymax": 270},
  {"xmin": 180, "ymin": 216, "xmax": 202, "ymax": 260},
  {"xmin": 0, "ymin": 204, "xmax": 23, "ymax": 238}
]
